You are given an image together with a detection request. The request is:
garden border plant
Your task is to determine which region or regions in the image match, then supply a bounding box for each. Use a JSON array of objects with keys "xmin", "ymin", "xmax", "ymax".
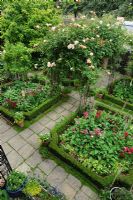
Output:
[
  {"xmin": 96, "ymin": 77, "xmax": 133, "ymax": 115},
  {"xmin": 48, "ymin": 102, "xmax": 133, "ymax": 188}
]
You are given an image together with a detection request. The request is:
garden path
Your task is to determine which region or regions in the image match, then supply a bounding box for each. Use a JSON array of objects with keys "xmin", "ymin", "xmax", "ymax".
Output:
[{"xmin": 0, "ymin": 91, "xmax": 100, "ymax": 200}]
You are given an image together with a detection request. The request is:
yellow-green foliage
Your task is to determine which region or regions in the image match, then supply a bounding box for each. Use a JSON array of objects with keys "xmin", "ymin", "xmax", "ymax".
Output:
[{"xmin": 23, "ymin": 179, "xmax": 42, "ymax": 197}]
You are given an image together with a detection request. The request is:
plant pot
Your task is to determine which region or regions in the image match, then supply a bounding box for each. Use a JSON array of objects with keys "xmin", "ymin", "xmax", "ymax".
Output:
[
  {"xmin": 6, "ymin": 178, "xmax": 27, "ymax": 198},
  {"xmin": 16, "ymin": 120, "xmax": 24, "ymax": 127}
]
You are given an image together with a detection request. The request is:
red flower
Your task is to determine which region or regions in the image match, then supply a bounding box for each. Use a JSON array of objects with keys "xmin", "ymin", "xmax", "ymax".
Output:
[
  {"xmin": 124, "ymin": 132, "xmax": 128, "ymax": 138},
  {"xmin": 96, "ymin": 110, "xmax": 102, "ymax": 118},
  {"xmin": 83, "ymin": 112, "xmax": 89, "ymax": 119},
  {"xmin": 130, "ymin": 147, "xmax": 133, "ymax": 153}
]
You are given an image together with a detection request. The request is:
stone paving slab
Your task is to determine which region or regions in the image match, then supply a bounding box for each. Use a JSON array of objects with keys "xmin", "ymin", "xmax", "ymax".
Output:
[
  {"xmin": 8, "ymin": 135, "xmax": 27, "ymax": 151},
  {"xmin": 47, "ymin": 166, "xmax": 68, "ymax": 187},
  {"xmin": 0, "ymin": 93, "xmax": 100, "ymax": 200},
  {"xmin": 38, "ymin": 159, "xmax": 57, "ymax": 175}
]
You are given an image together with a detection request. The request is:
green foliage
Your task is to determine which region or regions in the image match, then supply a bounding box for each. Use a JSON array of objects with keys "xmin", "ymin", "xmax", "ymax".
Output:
[
  {"xmin": 39, "ymin": 133, "xmax": 51, "ymax": 143},
  {"xmin": 112, "ymin": 79, "xmax": 133, "ymax": 104},
  {"xmin": 23, "ymin": 179, "xmax": 42, "ymax": 197},
  {"xmin": 126, "ymin": 55, "xmax": 133, "ymax": 77},
  {"xmin": 63, "ymin": 0, "xmax": 133, "ymax": 19},
  {"xmin": 0, "ymin": 81, "xmax": 53, "ymax": 112},
  {"xmin": 2, "ymin": 43, "xmax": 31, "ymax": 77},
  {"xmin": 1, "ymin": 0, "xmax": 61, "ymax": 45},
  {"xmin": 14, "ymin": 112, "xmax": 24, "ymax": 122},
  {"xmin": 6, "ymin": 171, "xmax": 26, "ymax": 191},
  {"xmin": 59, "ymin": 109, "xmax": 133, "ymax": 175},
  {"xmin": 111, "ymin": 187, "xmax": 133, "ymax": 200},
  {"xmin": 0, "ymin": 190, "xmax": 9, "ymax": 200}
]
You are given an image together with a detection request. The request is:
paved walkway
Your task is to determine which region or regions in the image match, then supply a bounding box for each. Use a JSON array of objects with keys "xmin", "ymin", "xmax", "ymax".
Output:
[{"xmin": 0, "ymin": 91, "xmax": 99, "ymax": 200}]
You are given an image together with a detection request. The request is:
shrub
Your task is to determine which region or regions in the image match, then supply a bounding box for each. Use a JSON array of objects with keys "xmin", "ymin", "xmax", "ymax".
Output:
[
  {"xmin": 1, "ymin": 0, "xmax": 61, "ymax": 46},
  {"xmin": 2, "ymin": 43, "xmax": 31, "ymax": 78}
]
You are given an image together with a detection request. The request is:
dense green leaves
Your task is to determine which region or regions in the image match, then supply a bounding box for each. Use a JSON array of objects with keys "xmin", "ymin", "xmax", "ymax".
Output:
[{"xmin": 60, "ymin": 109, "xmax": 133, "ymax": 175}]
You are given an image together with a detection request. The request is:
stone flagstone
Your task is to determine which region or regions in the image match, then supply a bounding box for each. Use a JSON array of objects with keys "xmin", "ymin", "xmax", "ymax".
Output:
[{"xmin": 0, "ymin": 93, "xmax": 100, "ymax": 200}]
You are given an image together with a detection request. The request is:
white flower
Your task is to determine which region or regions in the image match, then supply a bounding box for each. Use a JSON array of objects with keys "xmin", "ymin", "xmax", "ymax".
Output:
[
  {"xmin": 83, "ymin": 38, "xmax": 89, "ymax": 43},
  {"xmin": 97, "ymin": 26, "xmax": 100, "ymax": 29},
  {"xmin": 67, "ymin": 44, "xmax": 75, "ymax": 49},
  {"xmin": 70, "ymin": 67, "xmax": 74, "ymax": 71},
  {"xmin": 46, "ymin": 23, "xmax": 52, "ymax": 27},
  {"xmin": 35, "ymin": 25, "xmax": 40, "ymax": 29},
  {"xmin": 47, "ymin": 62, "xmax": 56, "ymax": 68},
  {"xmin": 107, "ymin": 71, "xmax": 111, "ymax": 75},
  {"xmin": 43, "ymin": 40, "xmax": 47, "ymax": 43},
  {"xmin": 110, "ymin": 39, "xmax": 112, "ymax": 42},
  {"xmin": 74, "ymin": 41, "xmax": 79, "ymax": 45},
  {"xmin": 34, "ymin": 64, "xmax": 38, "ymax": 69},
  {"xmin": 89, "ymin": 65, "xmax": 95, "ymax": 69},
  {"xmin": 79, "ymin": 44, "xmax": 87, "ymax": 49},
  {"xmin": 91, "ymin": 37, "xmax": 95, "ymax": 40},
  {"xmin": 51, "ymin": 27, "xmax": 56, "ymax": 31},
  {"xmin": 91, "ymin": 18, "xmax": 94, "ymax": 21},
  {"xmin": 107, "ymin": 24, "xmax": 110, "ymax": 27},
  {"xmin": 96, "ymin": 35, "xmax": 100, "ymax": 38},
  {"xmin": 99, "ymin": 20, "xmax": 103, "ymax": 24},
  {"xmin": 117, "ymin": 17, "xmax": 124, "ymax": 24},
  {"xmin": 90, "ymin": 52, "xmax": 94, "ymax": 56},
  {"xmin": 86, "ymin": 59, "xmax": 92, "ymax": 64}
]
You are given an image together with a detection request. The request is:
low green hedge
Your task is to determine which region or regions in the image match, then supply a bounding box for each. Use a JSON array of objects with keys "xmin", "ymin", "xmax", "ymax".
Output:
[
  {"xmin": 0, "ymin": 94, "xmax": 61, "ymax": 122},
  {"xmin": 103, "ymin": 94, "xmax": 133, "ymax": 111},
  {"xmin": 0, "ymin": 106, "xmax": 14, "ymax": 122},
  {"xmin": 95, "ymin": 100, "xmax": 133, "ymax": 117},
  {"xmin": 24, "ymin": 94, "xmax": 61, "ymax": 120},
  {"xmin": 49, "ymin": 104, "xmax": 133, "ymax": 188}
]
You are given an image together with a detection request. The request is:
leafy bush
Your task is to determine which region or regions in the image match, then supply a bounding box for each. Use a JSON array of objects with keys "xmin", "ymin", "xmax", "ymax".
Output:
[
  {"xmin": 1, "ymin": 0, "xmax": 61, "ymax": 46},
  {"xmin": 23, "ymin": 179, "xmax": 42, "ymax": 197},
  {"xmin": 59, "ymin": 109, "xmax": 133, "ymax": 175},
  {"xmin": 112, "ymin": 79, "xmax": 133, "ymax": 104},
  {"xmin": 6, "ymin": 171, "xmax": 26, "ymax": 191},
  {"xmin": 2, "ymin": 42, "xmax": 31, "ymax": 78},
  {"xmin": 40, "ymin": 15, "xmax": 127, "ymax": 72}
]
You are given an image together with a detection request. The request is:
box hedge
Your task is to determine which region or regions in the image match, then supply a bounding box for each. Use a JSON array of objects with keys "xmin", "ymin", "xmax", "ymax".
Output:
[
  {"xmin": 49, "ymin": 103, "xmax": 133, "ymax": 188},
  {"xmin": 0, "ymin": 94, "xmax": 61, "ymax": 122}
]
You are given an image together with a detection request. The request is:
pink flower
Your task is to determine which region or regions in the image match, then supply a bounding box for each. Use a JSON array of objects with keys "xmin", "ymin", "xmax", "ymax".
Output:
[
  {"xmin": 80, "ymin": 129, "xmax": 88, "ymax": 135},
  {"xmin": 94, "ymin": 128, "xmax": 101, "ymax": 136},
  {"xmin": 83, "ymin": 112, "xmax": 89, "ymax": 119},
  {"xmin": 123, "ymin": 147, "xmax": 129, "ymax": 152}
]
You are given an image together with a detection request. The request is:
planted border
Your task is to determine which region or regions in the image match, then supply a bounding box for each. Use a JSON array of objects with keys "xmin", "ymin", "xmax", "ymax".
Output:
[
  {"xmin": 49, "ymin": 103, "xmax": 133, "ymax": 188},
  {"xmin": 0, "ymin": 93, "xmax": 61, "ymax": 122}
]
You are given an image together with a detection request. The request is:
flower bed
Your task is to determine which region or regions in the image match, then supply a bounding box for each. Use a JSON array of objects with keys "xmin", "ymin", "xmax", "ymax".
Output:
[
  {"xmin": 49, "ymin": 105, "xmax": 133, "ymax": 187},
  {"xmin": 0, "ymin": 80, "xmax": 61, "ymax": 123}
]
